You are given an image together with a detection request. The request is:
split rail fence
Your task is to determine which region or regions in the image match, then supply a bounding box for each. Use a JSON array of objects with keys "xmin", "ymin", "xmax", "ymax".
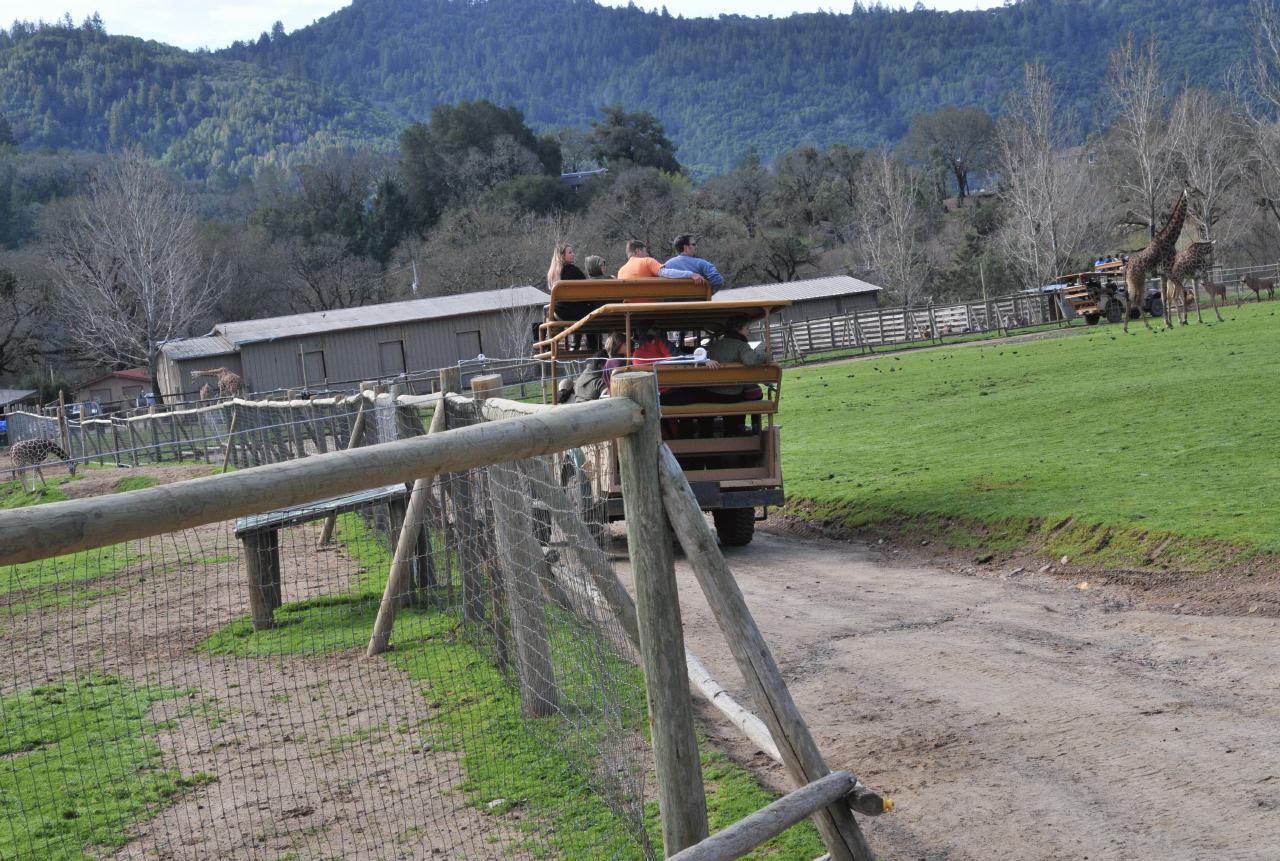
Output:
[{"xmin": 0, "ymin": 368, "xmax": 887, "ymax": 860}]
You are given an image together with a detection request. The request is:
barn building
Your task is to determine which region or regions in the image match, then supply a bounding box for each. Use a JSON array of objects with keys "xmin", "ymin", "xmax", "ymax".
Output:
[
  {"xmin": 157, "ymin": 287, "xmax": 549, "ymax": 401},
  {"xmin": 75, "ymin": 368, "xmax": 152, "ymax": 408},
  {"xmin": 716, "ymin": 275, "xmax": 882, "ymax": 322}
]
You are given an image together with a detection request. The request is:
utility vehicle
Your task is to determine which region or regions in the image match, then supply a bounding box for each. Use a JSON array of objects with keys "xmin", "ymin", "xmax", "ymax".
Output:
[{"xmin": 536, "ymin": 278, "xmax": 789, "ymax": 547}]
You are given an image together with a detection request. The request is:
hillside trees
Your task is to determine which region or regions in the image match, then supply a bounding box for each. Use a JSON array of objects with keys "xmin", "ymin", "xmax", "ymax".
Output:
[
  {"xmin": 1170, "ymin": 88, "xmax": 1244, "ymax": 241},
  {"xmin": 589, "ymin": 106, "xmax": 681, "ymax": 174},
  {"xmin": 996, "ymin": 62, "xmax": 1099, "ymax": 289},
  {"xmin": 43, "ymin": 148, "xmax": 228, "ymax": 400},
  {"xmin": 400, "ymin": 100, "xmax": 561, "ymax": 230},
  {"xmin": 905, "ymin": 105, "xmax": 996, "ymax": 200},
  {"xmin": 0, "ymin": 255, "xmax": 51, "ymax": 377},
  {"xmin": 856, "ymin": 147, "xmax": 931, "ymax": 305},
  {"xmin": 1105, "ymin": 37, "xmax": 1177, "ymax": 238}
]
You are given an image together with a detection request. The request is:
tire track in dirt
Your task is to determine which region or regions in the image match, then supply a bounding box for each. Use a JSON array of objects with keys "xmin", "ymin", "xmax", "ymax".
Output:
[{"xmin": 664, "ymin": 531, "xmax": 1280, "ymax": 861}]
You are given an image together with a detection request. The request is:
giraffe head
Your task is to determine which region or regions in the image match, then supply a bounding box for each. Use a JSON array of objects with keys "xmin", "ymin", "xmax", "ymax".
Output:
[{"xmin": 51, "ymin": 443, "xmax": 76, "ymax": 477}]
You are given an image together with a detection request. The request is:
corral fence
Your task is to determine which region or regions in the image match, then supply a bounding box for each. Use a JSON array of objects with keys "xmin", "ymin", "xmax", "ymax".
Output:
[
  {"xmin": 767, "ymin": 291, "xmax": 1058, "ymax": 362},
  {"xmin": 0, "ymin": 368, "xmax": 887, "ymax": 860},
  {"xmin": 7, "ymin": 359, "xmax": 549, "ymax": 472}
]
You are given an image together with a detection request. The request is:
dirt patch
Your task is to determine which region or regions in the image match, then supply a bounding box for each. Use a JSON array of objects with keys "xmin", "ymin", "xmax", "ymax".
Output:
[
  {"xmin": 60, "ymin": 464, "xmax": 217, "ymax": 499},
  {"xmin": 4, "ymin": 468, "xmax": 532, "ymax": 859},
  {"xmin": 657, "ymin": 531, "xmax": 1280, "ymax": 861},
  {"xmin": 775, "ymin": 502, "xmax": 1280, "ymax": 618}
]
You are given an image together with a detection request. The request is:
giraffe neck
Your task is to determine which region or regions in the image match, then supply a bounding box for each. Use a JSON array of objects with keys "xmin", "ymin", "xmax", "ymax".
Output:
[{"xmin": 1152, "ymin": 192, "xmax": 1188, "ymax": 253}]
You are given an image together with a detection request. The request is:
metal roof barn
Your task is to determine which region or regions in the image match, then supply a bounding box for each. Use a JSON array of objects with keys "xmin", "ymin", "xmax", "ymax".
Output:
[
  {"xmin": 158, "ymin": 287, "xmax": 549, "ymax": 400},
  {"xmin": 716, "ymin": 275, "xmax": 881, "ymax": 322}
]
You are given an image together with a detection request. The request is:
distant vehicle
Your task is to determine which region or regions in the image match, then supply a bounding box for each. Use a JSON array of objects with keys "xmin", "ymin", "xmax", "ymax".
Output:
[
  {"xmin": 0, "ymin": 417, "xmax": 7, "ymax": 445},
  {"xmin": 64, "ymin": 401, "xmax": 103, "ymax": 420},
  {"xmin": 1053, "ymin": 259, "xmax": 1163, "ymax": 325}
]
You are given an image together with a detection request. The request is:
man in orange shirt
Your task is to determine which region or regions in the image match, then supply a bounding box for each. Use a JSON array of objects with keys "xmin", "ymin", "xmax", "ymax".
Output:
[{"xmin": 617, "ymin": 239, "xmax": 706, "ymax": 283}]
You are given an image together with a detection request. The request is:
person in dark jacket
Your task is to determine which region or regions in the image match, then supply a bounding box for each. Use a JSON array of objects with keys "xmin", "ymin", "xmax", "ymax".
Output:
[{"xmin": 547, "ymin": 242, "xmax": 595, "ymax": 350}]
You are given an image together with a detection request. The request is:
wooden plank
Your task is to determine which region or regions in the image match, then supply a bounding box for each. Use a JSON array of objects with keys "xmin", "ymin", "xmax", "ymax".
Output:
[
  {"xmin": 667, "ymin": 772, "xmax": 858, "ymax": 861},
  {"xmin": 612, "ymin": 371, "xmax": 708, "ymax": 855},
  {"xmin": 0, "ymin": 398, "xmax": 644, "ymax": 567},
  {"xmin": 657, "ymin": 444, "xmax": 874, "ymax": 861}
]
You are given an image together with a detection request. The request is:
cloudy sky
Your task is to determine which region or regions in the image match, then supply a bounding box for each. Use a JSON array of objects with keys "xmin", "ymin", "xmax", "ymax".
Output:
[{"xmin": 8, "ymin": 1, "xmax": 1006, "ymax": 51}]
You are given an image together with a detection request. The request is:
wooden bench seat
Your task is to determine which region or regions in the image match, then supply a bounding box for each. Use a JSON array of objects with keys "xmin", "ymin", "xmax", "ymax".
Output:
[
  {"xmin": 235, "ymin": 483, "xmax": 412, "ymax": 631},
  {"xmin": 660, "ymin": 401, "xmax": 778, "ymax": 417},
  {"xmin": 547, "ymin": 278, "xmax": 710, "ymax": 322}
]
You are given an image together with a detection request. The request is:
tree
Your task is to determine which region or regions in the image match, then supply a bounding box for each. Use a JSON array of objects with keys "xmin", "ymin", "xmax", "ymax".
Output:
[
  {"xmin": 585, "ymin": 166, "xmax": 692, "ymax": 254},
  {"xmin": 0, "ymin": 254, "xmax": 51, "ymax": 377},
  {"xmin": 589, "ymin": 105, "xmax": 681, "ymax": 174},
  {"xmin": 1170, "ymin": 88, "xmax": 1244, "ymax": 241},
  {"xmin": 400, "ymin": 100, "xmax": 561, "ymax": 230},
  {"xmin": 43, "ymin": 148, "xmax": 228, "ymax": 401},
  {"xmin": 1106, "ymin": 37, "xmax": 1176, "ymax": 238},
  {"xmin": 856, "ymin": 147, "xmax": 931, "ymax": 305},
  {"xmin": 995, "ymin": 62, "xmax": 1099, "ymax": 290},
  {"xmin": 905, "ymin": 105, "xmax": 996, "ymax": 200}
]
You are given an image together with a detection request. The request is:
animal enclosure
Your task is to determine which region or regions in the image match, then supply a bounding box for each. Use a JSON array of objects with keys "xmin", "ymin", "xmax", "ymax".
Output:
[{"xmin": 0, "ymin": 372, "xmax": 884, "ymax": 860}]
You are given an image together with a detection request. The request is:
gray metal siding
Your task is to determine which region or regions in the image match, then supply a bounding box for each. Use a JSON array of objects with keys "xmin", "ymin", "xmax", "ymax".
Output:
[{"xmin": 236, "ymin": 311, "xmax": 533, "ymax": 393}]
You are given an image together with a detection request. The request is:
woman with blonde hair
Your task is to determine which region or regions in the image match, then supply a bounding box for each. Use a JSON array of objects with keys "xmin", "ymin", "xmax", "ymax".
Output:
[{"xmin": 548, "ymin": 242, "xmax": 597, "ymax": 350}]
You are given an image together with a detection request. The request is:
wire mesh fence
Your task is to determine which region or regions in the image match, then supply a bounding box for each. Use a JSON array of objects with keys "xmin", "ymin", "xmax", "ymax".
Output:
[{"xmin": 0, "ymin": 390, "xmax": 664, "ymax": 860}]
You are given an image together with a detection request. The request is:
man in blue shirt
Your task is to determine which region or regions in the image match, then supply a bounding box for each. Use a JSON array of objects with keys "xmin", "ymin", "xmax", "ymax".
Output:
[{"xmin": 664, "ymin": 234, "xmax": 725, "ymax": 291}]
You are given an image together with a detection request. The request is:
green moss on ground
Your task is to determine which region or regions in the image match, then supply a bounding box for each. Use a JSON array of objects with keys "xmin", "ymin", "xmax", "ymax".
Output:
[
  {"xmin": 202, "ymin": 512, "xmax": 825, "ymax": 859},
  {"xmin": 0, "ymin": 675, "xmax": 211, "ymax": 861}
]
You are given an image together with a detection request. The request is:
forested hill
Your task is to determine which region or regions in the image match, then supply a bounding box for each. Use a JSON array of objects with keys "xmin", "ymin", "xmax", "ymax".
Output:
[
  {"xmin": 1, "ymin": 0, "xmax": 1255, "ymax": 177},
  {"xmin": 217, "ymin": 0, "xmax": 1252, "ymax": 173},
  {"xmin": 0, "ymin": 18, "xmax": 398, "ymax": 180}
]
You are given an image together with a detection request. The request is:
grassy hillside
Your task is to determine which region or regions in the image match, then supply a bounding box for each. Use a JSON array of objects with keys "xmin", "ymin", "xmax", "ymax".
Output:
[{"xmin": 781, "ymin": 303, "xmax": 1280, "ymax": 564}]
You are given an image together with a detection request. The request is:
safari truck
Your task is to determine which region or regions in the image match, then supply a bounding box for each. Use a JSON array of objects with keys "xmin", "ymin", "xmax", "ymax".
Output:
[
  {"xmin": 535, "ymin": 278, "xmax": 790, "ymax": 547},
  {"xmin": 1054, "ymin": 258, "xmax": 1163, "ymax": 325}
]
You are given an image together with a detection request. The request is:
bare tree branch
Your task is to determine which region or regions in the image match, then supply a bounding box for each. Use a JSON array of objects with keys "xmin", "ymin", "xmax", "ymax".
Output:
[{"xmin": 44, "ymin": 147, "xmax": 229, "ymax": 402}]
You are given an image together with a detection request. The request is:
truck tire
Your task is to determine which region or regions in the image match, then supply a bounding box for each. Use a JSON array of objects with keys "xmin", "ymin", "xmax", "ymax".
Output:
[
  {"xmin": 1085, "ymin": 313, "xmax": 1101, "ymax": 326},
  {"xmin": 1147, "ymin": 294, "xmax": 1164, "ymax": 318},
  {"xmin": 713, "ymin": 508, "xmax": 756, "ymax": 547},
  {"xmin": 1105, "ymin": 302, "xmax": 1125, "ymax": 324}
]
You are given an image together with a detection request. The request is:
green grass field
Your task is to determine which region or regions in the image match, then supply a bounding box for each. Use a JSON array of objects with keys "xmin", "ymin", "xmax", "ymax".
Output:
[{"xmin": 781, "ymin": 302, "xmax": 1280, "ymax": 567}]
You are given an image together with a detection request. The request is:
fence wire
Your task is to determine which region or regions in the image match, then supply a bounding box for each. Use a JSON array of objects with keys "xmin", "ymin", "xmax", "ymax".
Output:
[{"xmin": 0, "ymin": 391, "xmax": 658, "ymax": 860}]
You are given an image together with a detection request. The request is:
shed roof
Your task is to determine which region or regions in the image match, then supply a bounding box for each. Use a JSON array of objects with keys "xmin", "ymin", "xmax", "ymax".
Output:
[
  {"xmin": 161, "ymin": 287, "xmax": 551, "ymax": 361},
  {"xmin": 0, "ymin": 389, "xmax": 38, "ymax": 407},
  {"xmin": 160, "ymin": 334, "xmax": 237, "ymax": 361},
  {"xmin": 716, "ymin": 275, "xmax": 882, "ymax": 303},
  {"xmin": 76, "ymin": 367, "xmax": 151, "ymax": 389},
  {"xmin": 219, "ymin": 286, "xmax": 550, "ymax": 345}
]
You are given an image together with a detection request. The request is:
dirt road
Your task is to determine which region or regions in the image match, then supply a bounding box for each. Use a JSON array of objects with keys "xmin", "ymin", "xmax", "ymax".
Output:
[{"xmin": 669, "ymin": 530, "xmax": 1280, "ymax": 861}]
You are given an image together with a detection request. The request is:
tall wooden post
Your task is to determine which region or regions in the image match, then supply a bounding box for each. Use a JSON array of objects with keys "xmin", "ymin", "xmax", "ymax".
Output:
[
  {"xmin": 56, "ymin": 390, "xmax": 71, "ymax": 461},
  {"xmin": 611, "ymin": 371, "xmax": 708, "ymax": 855},
  {"xmin": 318, "ymin": 400, "xmax": 365, "ymax": 545},
  {"xmin": 656, "ymin": 445, "xmax": 873, "ymax": 861}
]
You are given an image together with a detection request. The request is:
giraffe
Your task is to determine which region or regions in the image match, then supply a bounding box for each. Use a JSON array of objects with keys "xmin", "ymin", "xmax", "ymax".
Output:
[
  {"xmin": 1165, "ymin": 240, "xmax": 1216, "ymax": 326},
  {"xmin": 1123, "ymin": 189, "xmax": 1190, "ymax": 333},
  {"xmin": 9, "ymin": 438, "xmax": 76, "ymax": 492},
  {"xmin": 191, "ymin": 367, "xmax": 243, "ymax": 398}
]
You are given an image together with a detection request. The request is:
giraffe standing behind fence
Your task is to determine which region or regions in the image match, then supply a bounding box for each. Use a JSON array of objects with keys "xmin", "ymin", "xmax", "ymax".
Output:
[
  {"xmin": 191, "ymin": 367, "xmax": 243, "ymax": 398},
  {"xmin": 9, "ymin": 438, "xmax": 76, "ymax": 491}
]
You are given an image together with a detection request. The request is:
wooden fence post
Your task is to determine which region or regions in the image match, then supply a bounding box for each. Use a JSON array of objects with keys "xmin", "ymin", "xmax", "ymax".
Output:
[
  {"xmin": 657, "ymin": 444, "xmax": 874, "ymax": 861},
  {"xmin": 244, "ymin": 530, "xmax": 281, "ymax": 631},
  {"xmin": 611, "ymin": 371, "xmax": 709, "ymax": 855},
  {"xmin": 318, "ymin": 400, "xmax": 366, "ymax": 545}
]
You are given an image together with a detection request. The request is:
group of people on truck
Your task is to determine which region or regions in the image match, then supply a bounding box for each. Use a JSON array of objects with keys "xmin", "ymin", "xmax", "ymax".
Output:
[
  {"xmin": 546, "ymin": 234, "xmax": 725, "ymax": 314},
  {"xmin": 561, "ymin": 314, "xmax": 766, "ymax": 433}
]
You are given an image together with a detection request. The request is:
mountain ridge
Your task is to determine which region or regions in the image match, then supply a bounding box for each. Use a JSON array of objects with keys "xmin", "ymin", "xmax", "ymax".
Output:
[{"xmin": 0, "ymin": 0, "xmax": 1254, "ymax": 177}]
